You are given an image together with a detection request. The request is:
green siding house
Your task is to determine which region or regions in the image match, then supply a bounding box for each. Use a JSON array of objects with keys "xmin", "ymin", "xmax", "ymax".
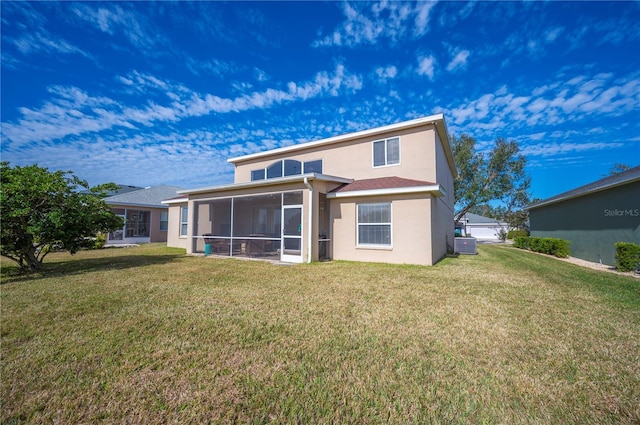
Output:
[{"xmin": 527, "ymin": 166, "xmax": 640, "ymax": 266}]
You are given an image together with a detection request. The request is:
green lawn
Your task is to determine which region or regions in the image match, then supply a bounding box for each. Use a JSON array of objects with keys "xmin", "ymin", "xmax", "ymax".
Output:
[{"xmin": 2, "ymin": 244, "xmax": 639, "ymax": 424}]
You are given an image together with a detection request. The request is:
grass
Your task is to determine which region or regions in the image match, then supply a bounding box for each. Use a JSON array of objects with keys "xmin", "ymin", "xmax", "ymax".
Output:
[{"xmin": 1, "ymin": 244, "xmax": 639, "ymax": 424}]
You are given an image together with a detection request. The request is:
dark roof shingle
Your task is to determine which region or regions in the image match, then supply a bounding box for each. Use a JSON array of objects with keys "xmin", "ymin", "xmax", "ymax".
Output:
[
  {"xmin": 331, "ymin": 176, "xmax": 435, "ymax": 193},
  {"xmin": 104, "ymin": 185, "xmax": 183, "ymax": 208}
]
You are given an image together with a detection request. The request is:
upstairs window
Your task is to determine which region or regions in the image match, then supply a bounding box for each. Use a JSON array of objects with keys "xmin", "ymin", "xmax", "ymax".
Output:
[
  {"xmin": 251, "ymin": 159, "xmax": 323, "ymax": 181},
  {"xmin": 251, "ymin": 169, "xmax": 265, "ymax": 181},
  {"xmin": 373, "ymin": 137, "xmax": 400, "ymax": 167},
  {"xmin": 266, "ymin": 161, "xmax": 283, "ymax": 179},
  {"xmin": 284, "ymin": 160, "xmax": 302, "ymax": 176},
  {"xmin": 304, "ymin": 159, "xmax": 323, "ymax": 174}
]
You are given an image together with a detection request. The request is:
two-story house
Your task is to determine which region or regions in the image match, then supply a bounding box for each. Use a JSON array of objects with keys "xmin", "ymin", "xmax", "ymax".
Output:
[{"xmin": 164, "ymin": 113, "xmax": 457, "ymax": 265}]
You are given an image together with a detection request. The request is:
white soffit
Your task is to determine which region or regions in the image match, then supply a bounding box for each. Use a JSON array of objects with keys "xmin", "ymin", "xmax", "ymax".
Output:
[{"xmin": 327, "ymin": 184, "xmax": 445, "ymax": 199}]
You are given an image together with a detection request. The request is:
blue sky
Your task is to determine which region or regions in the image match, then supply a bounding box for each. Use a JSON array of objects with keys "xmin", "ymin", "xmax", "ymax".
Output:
[{"xmin": 2, "ymin": 1, "xmax": 639, "ymax": 201}]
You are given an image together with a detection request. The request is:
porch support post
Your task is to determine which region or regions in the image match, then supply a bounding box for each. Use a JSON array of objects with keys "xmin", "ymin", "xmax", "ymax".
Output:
[{"xmin": 303, "ymin": 177, "xmax": 313, "ymax": 263}]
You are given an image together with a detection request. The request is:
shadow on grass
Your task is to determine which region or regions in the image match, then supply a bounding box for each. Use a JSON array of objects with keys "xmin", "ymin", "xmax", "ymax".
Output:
[{"xmin": 1, "ymin": 251, "xmax": 185, "ymax": 285}]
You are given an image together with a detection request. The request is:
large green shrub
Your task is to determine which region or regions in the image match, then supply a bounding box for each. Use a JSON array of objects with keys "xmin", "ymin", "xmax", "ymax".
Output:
[
  {"xmin": 513, "ymin": 236, "xmax": 570, "ymax": 258},
  {"xmin": 513, "ymin": 236, "xmax": 530, "ymax": 249},
  {"xmin": 614, "ymin": 242, "xmax": 640, "ymax": 272},
  {"xmin": 507, "ymin": 229, "xmax": 529, "ymax": 240}
]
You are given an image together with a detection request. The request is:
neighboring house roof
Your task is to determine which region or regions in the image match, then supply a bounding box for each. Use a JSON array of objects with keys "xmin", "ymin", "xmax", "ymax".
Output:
[
  {"xmin": 327, "ymin": 176, "xmax": 445, "ymax": 198},
  {"xmin": 528, "ymin": 165, "xmax": 640, "ymax": 210},
  {"xmin": 105, "ymin": 185, "xmax": 183, "ymax": 208},
  {"xmin": 107, "ymin": 184, "xmax": 145, "ymax": 196},
  {"xmin": 460, "ymin": 212, "xmax": 505, "ymax": 225},
  {"xmin": 227, "ymin": 113, "xmax": 457, "ymax": 179},
  {"xmin": 80, "ymin": 184, "xmax": 144, "ymax": 197}
]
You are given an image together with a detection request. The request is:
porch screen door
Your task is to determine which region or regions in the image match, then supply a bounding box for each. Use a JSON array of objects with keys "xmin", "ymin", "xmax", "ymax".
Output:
[{"xmin": 281, "ymin": 205, "xmax": 303, "ymax": 263}]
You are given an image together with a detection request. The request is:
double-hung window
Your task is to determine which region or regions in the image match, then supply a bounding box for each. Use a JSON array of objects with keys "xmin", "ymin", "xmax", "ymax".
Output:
[
  {"xmin": 159, "ymin": 211, "xmax": 169, "ymax": 231},
  {"xmin": 180, "ymin": 206, "xmax": 188, "ymax": 237},
  {"xmin": 372, "ymin": 137, "xmax": 400, "ymax": 167},
  {"xmin": 357, "ymin": 202, "xmax": 392, "ymax": 246}
]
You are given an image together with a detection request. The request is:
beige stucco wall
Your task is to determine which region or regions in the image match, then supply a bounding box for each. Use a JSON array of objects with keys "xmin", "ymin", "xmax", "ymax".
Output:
[
  {"xmin": 166, "ymin": 203, "xmax": 189, "ymax": 250},
  {"xmin": 149, "ymin": 209, "xmax": 168, "ymax": 243},
  {"xmin": 429, "ymin": 196, "xmax": 454, "ymax": 264},
  {"xmin": 171, "ymin": 120, "xmax": 457, "ymax": 265},
  {"xmin": 434, "ymin": 131, "xmax": 455, "ymax": 208},
  {"xmin": 330, "ymin": 194, "xmax": 434, "ymax": 266},
  {"xmin": 233, "ymin": 125, "xmax": 439, "ymax": 184},
  {"xmin": 431, "ymin": 131, "xmax": 456, "ymax": 261}
]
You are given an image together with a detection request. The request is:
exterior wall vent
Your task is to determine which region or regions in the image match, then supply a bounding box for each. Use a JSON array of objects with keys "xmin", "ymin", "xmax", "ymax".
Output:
[{"xmin": 454, "ymin": 237, "xmax": 477, "ymax": 255}]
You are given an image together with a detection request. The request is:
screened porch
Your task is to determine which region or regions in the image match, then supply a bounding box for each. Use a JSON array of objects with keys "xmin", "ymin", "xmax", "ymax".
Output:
[{"xmin": 192, "ymin": 190, "xmax": 306, "ymax": 262}]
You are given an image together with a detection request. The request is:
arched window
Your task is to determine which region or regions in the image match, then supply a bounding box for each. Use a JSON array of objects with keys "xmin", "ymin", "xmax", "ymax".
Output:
[
  {"xmin": 266, "ymin": 161, "xmax": 283, "ymax": 179},
  {"xmin": 251, "ymin": 158, "xmax": 323, "ymax": 181},
  {"xmin": 284, "ymin": 159, "xmax": 302, "ymax": 176}
]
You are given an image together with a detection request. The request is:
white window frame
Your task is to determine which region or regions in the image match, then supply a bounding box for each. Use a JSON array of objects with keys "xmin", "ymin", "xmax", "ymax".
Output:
[
  {"xmin": 356, "ymin": 202, "xmax": 392, "ymax": 248},
  {"xmin": 251, "ymin": 158, "xmax": 324, "ymax": 181},
  {"xmin": 159, "ymin": 211, "xmax": 169, "ymax": 231},
  {"xmin": 372, "ymin": 137, "xmax": 401, "ymax": 168},
  {"xmin": 303, "ymin": 159, "xmax": 323, "ymax": 174},
  {"xmin": 180, "ymin": 206, "xmax": 188, "ymax": 237}
]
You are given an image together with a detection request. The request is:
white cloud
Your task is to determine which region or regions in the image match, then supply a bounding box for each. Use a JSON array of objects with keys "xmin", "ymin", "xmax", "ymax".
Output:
[
  {"xmin": 2, "ymin": 3, "xmax": 93, "ymax": 61},
  {"xmin": 414, "ymin": 2, "xmax": 437, "ymax": 37},
  {"xmin": 444, "ymin": 72, "xmax": 640, "ymax": 136},
  {"xmin": 313, "ymin": 1, "xmax": 438, "ymax": 47},
  {"xmin": 71, "ymin": 3, "xmax": 167, "ymax": 55},
  {"xmin": 522, "ymin": 142, "xmax": 624, "ymax": 157},
  {"xmin": 254, "ymin": 68, "xmax": 269, "ymax": 82},
  {"xmin": 185, "ymin": 57, "xmax": 238, "ymax": 78},
  {"xmin": 1, "ymin": 65, "xmax": 364, "ymax": 146},
  {"xmin": 544, "ymin": 27, "xmax": 564, "ymax": 43},
  {"xmin": 446, "ymin": 49, "xmax": 470, "ymax": 72},
  {"xmin": 11, "ymin": 31, "xmax": 91, "ymax": 58},
  {"xmin": 375, "ymin": 65, "xmax": 398, "ymax": 81},
  {"xmin": 417, "ymin": 55, "xmax": 436, "ymax": 79}
]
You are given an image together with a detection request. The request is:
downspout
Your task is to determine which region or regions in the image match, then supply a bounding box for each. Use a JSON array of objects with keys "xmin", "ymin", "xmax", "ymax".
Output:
[{"xmin": 303, "ymin": 177, "xmax": 313, "ymax": 263}]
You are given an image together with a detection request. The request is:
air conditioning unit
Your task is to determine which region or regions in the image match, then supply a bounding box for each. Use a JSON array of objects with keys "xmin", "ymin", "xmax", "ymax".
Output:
[{"xmin": 454, "ymin": 237, "xmax": 477, "ymax": 255}]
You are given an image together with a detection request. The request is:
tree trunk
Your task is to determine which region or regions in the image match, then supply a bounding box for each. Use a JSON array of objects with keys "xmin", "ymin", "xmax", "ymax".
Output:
[
  {"xmin": 454, "ymin": 205, "xmax": 473, "ymax": 223},
  {"xmin": 21, "ymin": 246, "xmax": 42, "ymax": 272}
]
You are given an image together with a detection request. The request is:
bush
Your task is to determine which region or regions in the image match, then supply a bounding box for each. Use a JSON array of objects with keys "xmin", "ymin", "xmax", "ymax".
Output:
[
  {"xmin": 93, "ymin": 232, "xmax": 107, "ymax": 249},
  {"xmin": 507, "ymin": 229, "xmax": 529, "ymax": 240},
  {"xmin": 513, "ymin": 236, "xmax": 570, "ymax": 258},
  {"xmin": 614, "ymin": 242, "xmax": 640, "ymax": 272},
  {"xmin": 513, "ymin": 236, "xmax": 530, "ymax": 249}
]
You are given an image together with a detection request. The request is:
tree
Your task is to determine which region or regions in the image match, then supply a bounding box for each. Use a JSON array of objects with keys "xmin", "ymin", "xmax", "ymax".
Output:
[
  {"xmin": 0, "ymin": 162, "xmax": 124, "ymax": 272},
  {"xmin": 607, "ymin": 163, "xmax": 631, "ymax": 176},
  {"xmin": 452, "ymin": 134, "xmax": 531, "ymax": 224}
]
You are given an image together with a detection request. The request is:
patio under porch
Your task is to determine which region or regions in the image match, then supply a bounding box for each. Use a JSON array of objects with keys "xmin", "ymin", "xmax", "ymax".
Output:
[{"xmin": 190, "ymin": 189, "xmax": 330, "ymax": 263}]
